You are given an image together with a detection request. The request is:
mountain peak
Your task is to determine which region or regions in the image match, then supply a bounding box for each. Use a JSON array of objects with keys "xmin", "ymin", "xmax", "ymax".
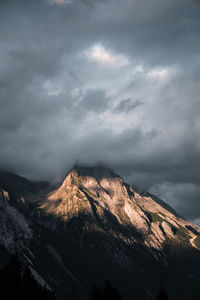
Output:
[
  {"xmin": 1, "ymin": 167, "xmax": 200, "ymax": 300},
  {"xmin": 42, "ymin": 165, "xmax": 200, "ymax": 253},
  {"xmin": 69, "ymin": 164, "xmax": 120, "ymax": 180}
]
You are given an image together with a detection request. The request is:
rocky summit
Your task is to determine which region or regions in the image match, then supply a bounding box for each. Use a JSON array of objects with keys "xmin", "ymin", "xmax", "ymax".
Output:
[{"xmin": 0, "ymin": 166, "xmax": 200, "ymax": 299}]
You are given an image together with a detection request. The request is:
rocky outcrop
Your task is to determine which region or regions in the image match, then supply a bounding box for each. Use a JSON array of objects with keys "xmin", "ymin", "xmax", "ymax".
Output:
[
  {"xmin": 0, "ymin": 166, "xmax": 200, "ymax": 300},
  {"xmin": 41, "ymin": 165, "xmax": 200, "ymax": 252},
  {"xmin": 0, "ymin": 189, "xmax": 32, "ymax": 252}
]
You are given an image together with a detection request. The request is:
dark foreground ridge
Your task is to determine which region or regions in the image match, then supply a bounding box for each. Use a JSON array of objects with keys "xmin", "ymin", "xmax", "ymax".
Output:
[{"xmin": 0, "ymin": 255, "xmax": 56, "ymax": 300}]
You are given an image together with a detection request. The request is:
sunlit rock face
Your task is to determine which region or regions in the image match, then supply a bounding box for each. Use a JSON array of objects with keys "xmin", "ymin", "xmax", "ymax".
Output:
[{"xmin": 41, "ymin": 165, "xmax": 200, "ymax": 252}]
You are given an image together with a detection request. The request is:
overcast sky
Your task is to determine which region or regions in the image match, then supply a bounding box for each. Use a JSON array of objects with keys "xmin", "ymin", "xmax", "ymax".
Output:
[{"xmin": 0, "ymin": 0, "xmax": 200, "ymax": 224}]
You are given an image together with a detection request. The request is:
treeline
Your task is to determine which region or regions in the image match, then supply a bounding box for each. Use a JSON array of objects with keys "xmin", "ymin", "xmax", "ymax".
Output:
[
  {"xmin": 0, "ymin": 256, "xmax": 169, "ymax": 300},
  {"xmin": 89, "ymin": 280, "xmax": 122, "ymax": 300},
  {"xmin": 0, "ymin": 255, "xmax": 56, "ymax": 300},
  {"xmin": 88, "ymin": 280, "xmax": 169, "ymax": 300}
]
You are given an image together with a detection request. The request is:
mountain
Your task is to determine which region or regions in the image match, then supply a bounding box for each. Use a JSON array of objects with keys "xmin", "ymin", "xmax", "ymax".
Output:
[{"xmin": 0, "ymin": 166, "xmax": 200, "ymax": 299}]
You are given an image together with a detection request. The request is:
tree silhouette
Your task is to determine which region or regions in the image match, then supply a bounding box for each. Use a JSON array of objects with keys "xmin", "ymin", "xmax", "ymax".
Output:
[
  {"xmin": 21, "ymin": 266, "xmax": 56, "ymax": 300},
  {"xmin": 0, "ymin": 255, "xmax": 21, "ymax": 299},
  {"xmin": 157, "ymin": 286, "xmax": 169, "ymax": 300},
  {"xmin": 0, "ymin": 255, "xmax": 56, "ymax": 300},
  {"xmin": 102, "ymin": 280, "xmax": 122, "ymax": 300},
  {"xmin": 89, "ymin": 280, "xmax": 122, "ymax": 300},
  {"xmin": 89, "ymin": 285, "xmax": 102, "ymax": 300}
]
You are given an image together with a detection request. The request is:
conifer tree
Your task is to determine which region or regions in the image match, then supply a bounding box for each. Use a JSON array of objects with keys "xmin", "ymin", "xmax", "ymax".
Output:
[
  {"xmin": 89, "ymin": 285, "xmax": 102, "ymax": 300},
  {"xmin": 0, "ymin": 255, "xmax": 21, "ymax": 299},
  {"xmin": 102, "ymin": 280, "xmax": 121, "ymax": 300},
  {"xmin": 0, "ymin": 255, "xmax": 56, "ymax": 300},
  {"xmin": 157, "ymin": 286, "xmax": 169, "ymax": 300},
  {"xmin": 89, "ymin": 280, "xmax": 122, "ymax": 300}
]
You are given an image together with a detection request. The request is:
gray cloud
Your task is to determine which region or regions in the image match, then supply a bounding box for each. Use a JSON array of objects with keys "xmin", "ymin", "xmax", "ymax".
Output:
[
  {"xmin": 114, "ymin": 99, "xmax": 143, "ymax": 113},
  {"xmin": 149, "ymin": 183, "xmax": 200, "ymax": 223},
  {"xmin": 0, "ymin": 0, "xmax": 200, "ymax": 224},
  {"xmin": 79, "ymin": 89, "xmax": 109, "ymax": 112}
]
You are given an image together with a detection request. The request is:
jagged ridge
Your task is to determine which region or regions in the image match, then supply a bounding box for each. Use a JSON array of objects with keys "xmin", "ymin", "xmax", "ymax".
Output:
[
  {"xmin": 41, "ymin": 165, "xmax": 200, "ymax": 252},
  {"xmin": 1, "ymin": 166, "xmax": 200, "ymax": 300}
]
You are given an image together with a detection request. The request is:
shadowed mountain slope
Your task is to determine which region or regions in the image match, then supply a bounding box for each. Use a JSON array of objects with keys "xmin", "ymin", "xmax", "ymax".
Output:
[{"xmin": 0, "ymin": 166, "xmax": 200, "ymax": 299}]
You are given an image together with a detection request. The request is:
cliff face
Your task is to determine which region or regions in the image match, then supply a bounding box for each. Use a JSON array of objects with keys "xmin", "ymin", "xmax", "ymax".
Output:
[
  {"xmin": 0, "ymin": 167, "xmax": 200, "ymax": 300},
  {"xmin": 42, "ymin": 165, "xmax": 200, "ymax": 252},
  {"xmin": 0, "ymin": 189, "xmax": 32, "ymax": 251}
]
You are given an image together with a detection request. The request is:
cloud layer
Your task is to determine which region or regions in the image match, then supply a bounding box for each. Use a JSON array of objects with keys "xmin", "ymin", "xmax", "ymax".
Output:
[{"xmin": 0, "ymin": 0, "xmax": 200, "ymax": 223}]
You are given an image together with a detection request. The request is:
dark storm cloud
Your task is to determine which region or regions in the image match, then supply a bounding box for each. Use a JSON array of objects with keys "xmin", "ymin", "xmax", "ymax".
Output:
[
  {"xmin": 149, "ymin": 183, "xmax": 200, "ymax": 224},
  {"xmin": 0, "ymin": 0, "xmax": 200, "ymax": 223},
  {"xmin": 114, "ymin": 99, "xmax": 143, "ymax": 113}
]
